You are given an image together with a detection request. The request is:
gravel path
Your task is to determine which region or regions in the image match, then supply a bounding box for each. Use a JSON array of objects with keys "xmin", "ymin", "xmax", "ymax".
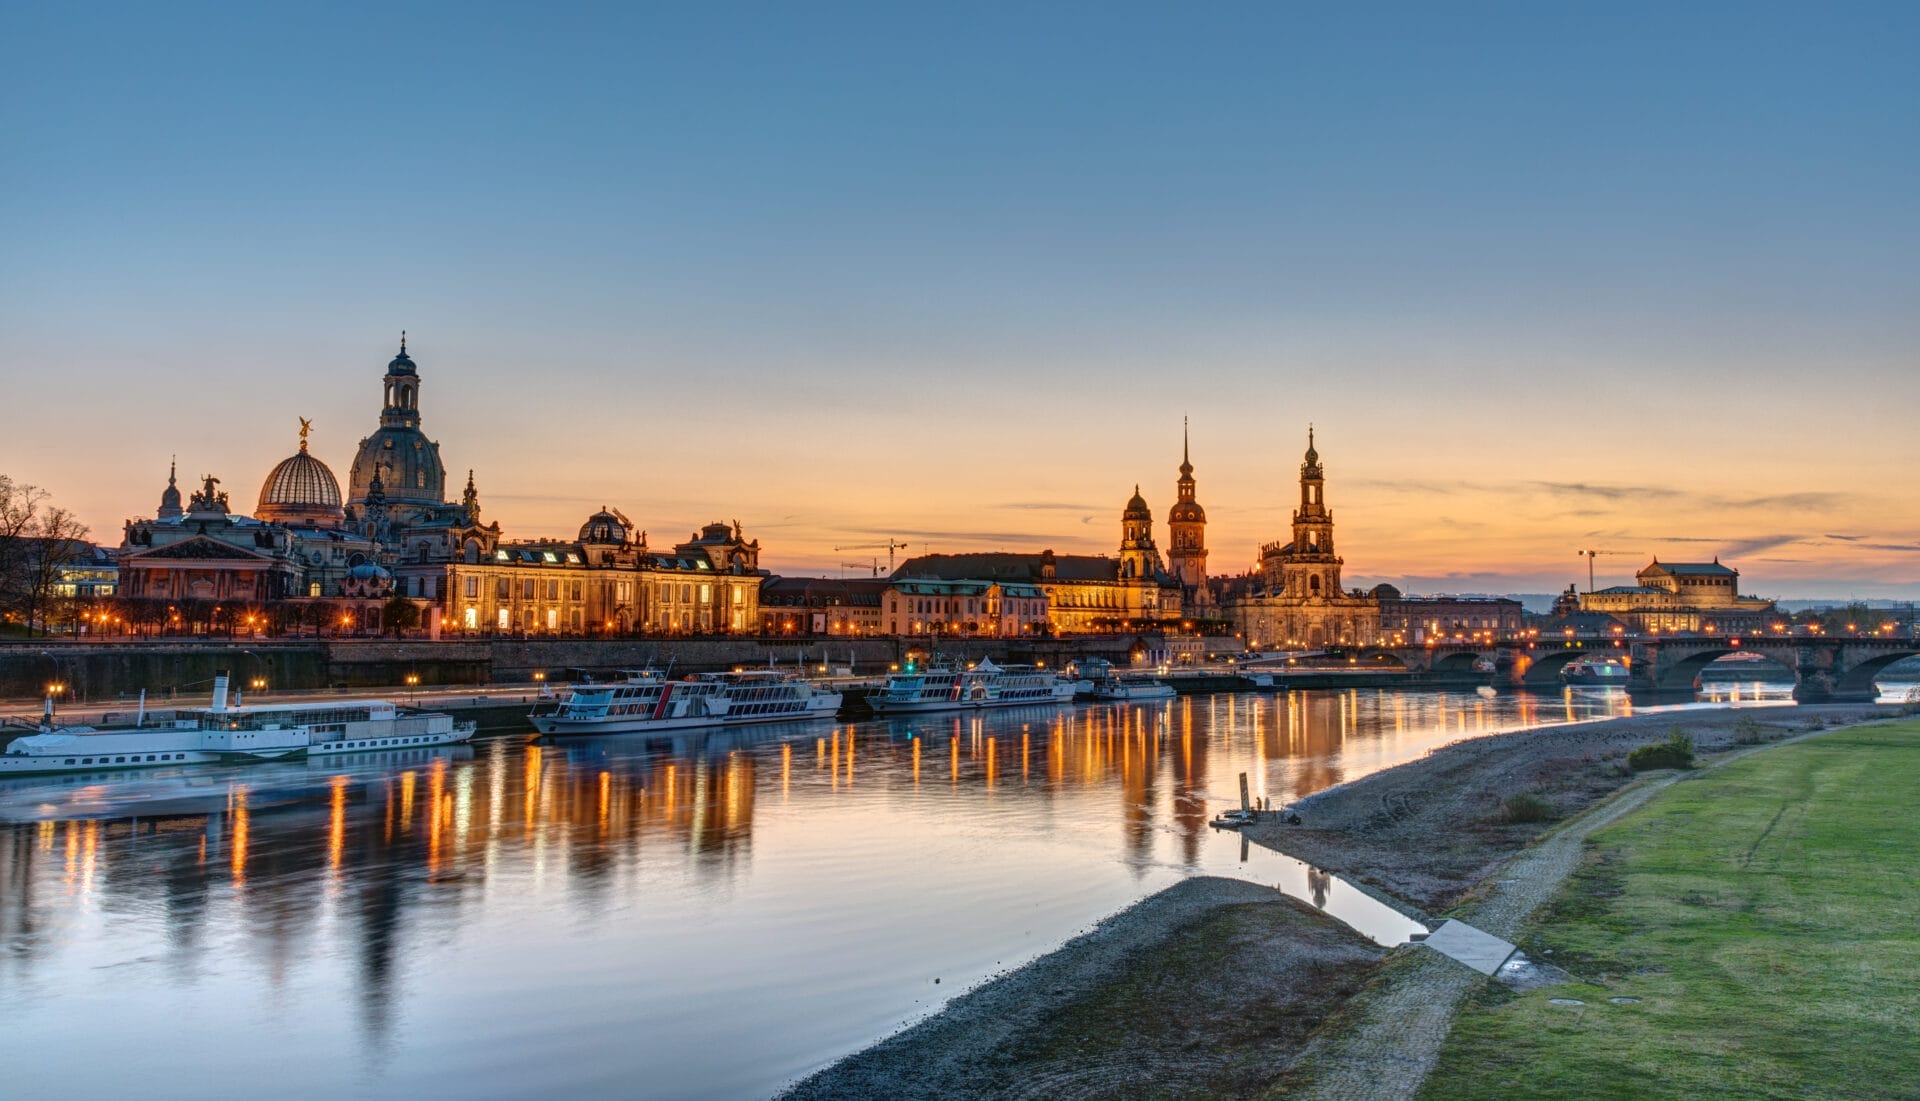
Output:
[{"xmin": 1280, "ymin": 718, "xmax": 1873, "ymax": 1101}]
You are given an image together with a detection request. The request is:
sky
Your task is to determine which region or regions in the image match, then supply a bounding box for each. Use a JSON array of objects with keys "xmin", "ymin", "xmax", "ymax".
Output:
[{"xmin": 3, "ymin": 2, "xmax": 1917, "ymax": 599}]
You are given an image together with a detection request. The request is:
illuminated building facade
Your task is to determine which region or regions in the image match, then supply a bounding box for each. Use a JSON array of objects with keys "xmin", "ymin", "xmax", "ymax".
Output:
[
  {"xmin": 1225, "ymin": 430, "xmax": 1381, "ymax": 648},
  {"xmin": 1579, "ymin": 558, "xmax": 1776, "ymax": 634},
  {"xmin": 1371, "ymin": 586, "xmax": 1526, "ymax": 643},
  {"xmin": 441, "ymin": 514, "xmax": 765, "ymax": 635}
]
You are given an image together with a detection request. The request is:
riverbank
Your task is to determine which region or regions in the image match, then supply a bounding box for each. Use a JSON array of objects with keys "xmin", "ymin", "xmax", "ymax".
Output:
[
  {"xmin": 779, "ymin": 877, "xmax": 1383, "ymax": 1100},
  {"xmin": 1418, "ymin": 718, "xmax": 1920, "ymax": 1099},
  {"xmin": 783, "ymin": 703, "xmax": 1895, "ymax": 1099},
  {"xmin": 1244, "ymin": 703, "xmax": 1882, "ymax": 914}
]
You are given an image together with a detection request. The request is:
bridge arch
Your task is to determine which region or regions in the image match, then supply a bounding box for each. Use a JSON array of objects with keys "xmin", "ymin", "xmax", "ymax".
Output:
[
  {"xmin": 1431, "ymin": 651, "xmax": 1495, "ymax": 677},
  {"xmin": 1514, "ymin": 649, "xmax": 1600, "ymax": 686},
  {"xmin": 1834, "ymin": 649, "xmax": 1920, "ymax": 698},
  {"xmin": 1353, "ymin": 648, "xmax": 1409, "ymax": 671},
  {"xmin": 1651, "ymin": 647, "xmax": 1797, "ymax": 693}
]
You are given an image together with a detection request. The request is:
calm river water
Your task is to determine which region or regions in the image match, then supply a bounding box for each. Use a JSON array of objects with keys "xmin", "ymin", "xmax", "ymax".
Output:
[{"xmin": 0, "ymin": 685, "xmax": 1783, "ymax": 1100}]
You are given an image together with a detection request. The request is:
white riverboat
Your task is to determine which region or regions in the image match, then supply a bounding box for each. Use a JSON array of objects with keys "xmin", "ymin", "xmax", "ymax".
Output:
[
  {"xmin": 1560, "ymin": 657, "xmax": 1630, "ymax": 686},
  {"xmin": 867, "ymin": 657, "xmax": 1074, "ymax": 715},
  {"xmin": 529, "ymin": 669, "xmax": 842, "ymax": 736},
  {"xmin": 0, "ymin": 675, "xmax": 476, "ymax": 777},
  {"xmin": 1075, "ymin": 658, "xmax": 1177, "ymax": 702}
]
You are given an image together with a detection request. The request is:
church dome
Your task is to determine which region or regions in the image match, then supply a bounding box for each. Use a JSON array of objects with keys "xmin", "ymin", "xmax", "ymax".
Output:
[
  {"xmin": 579, "ymin": 508, "xmax": 630, "ymax": 545},
  {"xmin": 388, "ymin": 332, "xmax": 417, "ymax": 375},
  {"xmin": 1169, "ymin": 498, "xmax": 1206, "ymax": 523},
  {"xmin": 258, "ymin": 424, "xmax": 346, "ymax": 524},
  {"xmin": 1124, "ymin": 485, "xmax": 1151, "ymax": 520}
]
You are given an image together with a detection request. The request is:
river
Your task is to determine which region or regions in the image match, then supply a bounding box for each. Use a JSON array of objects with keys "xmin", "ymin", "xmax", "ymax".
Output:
[{"xmin": 0, "ymin": 684, "xmax": 1800, "ymax": 1099}]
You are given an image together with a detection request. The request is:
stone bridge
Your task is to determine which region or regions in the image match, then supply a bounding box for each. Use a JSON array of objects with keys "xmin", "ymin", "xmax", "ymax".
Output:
[{"xmin": 1370, "ymin": 636, "xmax": 1920, "ymax": 703}]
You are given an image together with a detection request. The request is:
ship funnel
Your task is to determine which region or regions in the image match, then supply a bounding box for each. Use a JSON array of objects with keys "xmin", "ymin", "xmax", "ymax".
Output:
[{"xmin": 211, "ymin": 671, "xmax": 231, "ymax": 713}]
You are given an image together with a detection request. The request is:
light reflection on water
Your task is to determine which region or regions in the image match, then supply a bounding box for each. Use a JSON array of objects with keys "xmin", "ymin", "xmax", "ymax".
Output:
[{"xmin": 0, "ymin": 687, "xmax": 1755, "ymax": 1099}]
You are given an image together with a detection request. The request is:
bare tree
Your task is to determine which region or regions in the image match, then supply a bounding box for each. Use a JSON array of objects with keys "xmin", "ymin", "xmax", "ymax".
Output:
[
  {"xmin": 0, "ymin": 477, "xmax": 91, "ymax": 637},
  {"xmin": 0, "ymin": 475, "xmax": 44, "ymax": 626}
]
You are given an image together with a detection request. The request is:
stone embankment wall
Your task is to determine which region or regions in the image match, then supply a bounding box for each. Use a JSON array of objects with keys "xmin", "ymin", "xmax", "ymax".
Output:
[{"xmin": 1, "ymin": 636, "xmax": 1149, "ymax": 699}]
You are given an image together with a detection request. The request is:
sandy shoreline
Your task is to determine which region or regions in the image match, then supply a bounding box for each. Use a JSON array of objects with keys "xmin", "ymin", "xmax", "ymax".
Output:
[{"xmin": 781, "ymin": 702, "xmax": 1893, "ymax": 1099}]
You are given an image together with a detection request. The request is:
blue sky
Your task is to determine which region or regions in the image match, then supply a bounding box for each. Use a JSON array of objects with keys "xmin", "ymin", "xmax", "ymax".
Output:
[{"xmin": 4, "ymin": 3, "xmax": 1917, "ymax": 597}]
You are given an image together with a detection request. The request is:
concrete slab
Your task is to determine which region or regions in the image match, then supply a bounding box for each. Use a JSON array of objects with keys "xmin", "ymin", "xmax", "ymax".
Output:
[{"xmin": 1420, "ymin": 919, "xmax": 1516, "ymax": 976}]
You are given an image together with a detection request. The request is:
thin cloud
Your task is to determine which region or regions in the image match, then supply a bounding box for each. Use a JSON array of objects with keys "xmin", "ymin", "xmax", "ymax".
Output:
[
  {"xmin": 993, "ymin": 500, "xmax": 1107, "ymax": 512},
  {"xmin": 1730, "ymin": 492, "xmax": 1854, "ymax": 511},
  {"xmin": 1528, "ymin": 481, "xmax": 1685, "ymax": 502}
]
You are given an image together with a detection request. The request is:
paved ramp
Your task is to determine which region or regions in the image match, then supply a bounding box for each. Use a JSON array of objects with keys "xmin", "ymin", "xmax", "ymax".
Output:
[{"xmin": 1420, "ymin": 919, "xmax": 1515, "ymax": 975}]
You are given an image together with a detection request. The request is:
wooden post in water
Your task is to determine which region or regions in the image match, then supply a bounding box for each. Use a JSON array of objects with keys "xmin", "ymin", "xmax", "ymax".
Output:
[{"xmin": 1239, "ymin": 772, "xmax": 1251, "ymax": 817}]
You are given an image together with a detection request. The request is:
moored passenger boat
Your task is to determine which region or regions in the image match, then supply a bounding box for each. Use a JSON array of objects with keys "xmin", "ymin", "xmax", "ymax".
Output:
[
  {"xmin": 1560, "ymin": 657, "xmax": 1630, "ymax": 686},
  {"xmin": 0, "ymin": 674, "xmax": 476, "ymax": 777},
  {"xmin": 529, "ymin": 670, "xmax": 841, "ymax": 736},
  {"xmin": 1078, "ymin": 658, "xmax": 1177, "ymax": 701},
  {"xmin": 868, "ymin": 657, "xmax": 1073, "ymax": 714}
]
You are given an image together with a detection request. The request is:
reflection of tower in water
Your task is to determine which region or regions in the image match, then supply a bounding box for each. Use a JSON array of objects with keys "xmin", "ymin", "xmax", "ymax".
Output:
[
  {"xmin": 1307, "ymin": 866, "xmax": 1332, "ymax": 909},
  {"xmin": 1171, "ymin": 696, "xmax": 1210, "ymax": 866}
]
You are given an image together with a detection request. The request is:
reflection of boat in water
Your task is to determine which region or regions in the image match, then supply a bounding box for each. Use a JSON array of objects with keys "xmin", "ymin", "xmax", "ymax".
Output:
[
  {"xmin": 530, "ymin": 670, "xmax": 841, "ymax": 736},
  {"xmin": 0, "ymin": 743, "xmax": 475, "ymax": 822},
  {"xmin": 868, "ymin": 657, "xmax": 1074, "ymax": 715},
  {"xmin": 545, "ymin": 719, "xmax": 819, "ymax": 769},
  {"xmin": 1073, "ymin": 658, "xmax": 1177, "ymax": 701},
  {"xmin": 0, "ymin": 674, "xmax": 476, "ymax": 778},
  {"xmin": 1560, "ymin": 658, "xmax": 1630, "ymax": 686}
]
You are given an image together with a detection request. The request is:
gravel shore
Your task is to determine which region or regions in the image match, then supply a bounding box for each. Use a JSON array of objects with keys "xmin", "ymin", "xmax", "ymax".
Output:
[
  {"xmin": 782, "ymin": 703, "xmax": 1894, "ymax": 1099},
  {"xmin": 779, "ymin": 876, "xmax": 1382, "ymax": 1100}
]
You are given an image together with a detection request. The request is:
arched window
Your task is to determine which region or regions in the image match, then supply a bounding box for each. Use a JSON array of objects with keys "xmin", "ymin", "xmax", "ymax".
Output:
[{"xmin": 1309, "ymin": 575, "xmax": 1321, "ymax": 594}]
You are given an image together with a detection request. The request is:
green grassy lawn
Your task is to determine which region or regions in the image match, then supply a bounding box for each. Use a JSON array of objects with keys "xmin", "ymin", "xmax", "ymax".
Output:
[{"xmin": 1420, "ymin": 721, "xmax": 1920, "ymax": 1100}]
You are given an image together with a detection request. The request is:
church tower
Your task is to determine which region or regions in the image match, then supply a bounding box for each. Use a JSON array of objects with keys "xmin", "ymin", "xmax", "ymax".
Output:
[
  {"xmin": 1166, "ymin": 419, "xmax": 1210, "ymax": 605},
  {"xmin": 1118, "ymin": 485, "xmax": 1162, "ymax": 580},
  {"xmin": 156, "ymin": 457, "xmax": 183, "ymax": 520},
  {"xmin": 1283, "ymin": 428, "xmax": 1342, "ymax": 600},
  {"xmin": 348, "ymin": 333, "xmax": 447, "ymax": 510}
]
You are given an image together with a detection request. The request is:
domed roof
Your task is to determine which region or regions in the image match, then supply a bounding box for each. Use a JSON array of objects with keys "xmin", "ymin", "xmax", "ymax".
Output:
[
  {"xmin": 579, "ymin": 507, "xmax": 630, "ymax": 545},
  {"xmin": 349, "ymin": 561, "xmax": 392, "ymax": 581},
  {"xmin": 1369, "ymin": 582, "xmax": 1402, "ymax": 601},
  {"xmin": 257, "ymin": 422, "xmax": 345, "ymax": 523},
  {"xmin": 387, "ymin": 331, "xmax": 416, "ymax": 376},
  {"xmin": 1169, "ymin": 498, "xmax": 1206, "ymax": 523},
  {"xmin": 1124, "ymin": 485, "xmax": 1151, "ymax": 519}
]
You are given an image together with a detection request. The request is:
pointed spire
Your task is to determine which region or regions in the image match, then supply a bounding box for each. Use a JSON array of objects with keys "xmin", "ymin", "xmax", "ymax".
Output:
[
  {"xmin": 400, "ymin": 329, "xmax": 407, "ymax": 355},
  {"xmin": 168, "ymin": 456, "xmax": 177, "ymax": 487},
  {"xmin": 1178, "ymin": 416, "xmax": 1194, "ymax": 479}
]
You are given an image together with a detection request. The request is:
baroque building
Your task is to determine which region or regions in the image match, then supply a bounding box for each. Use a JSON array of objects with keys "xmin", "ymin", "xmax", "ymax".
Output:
[
  {"xmin": 117, "ymin": 335, "xmax": 770, "ymax": 636},
  {"xmin": 1166, "ymin": 419, "xmax": 1211, "ymax": 610},
  {"xmin": 440, "ymin": 513, "xmax": 765, "ymax": 636},
  {"xmin": 1226, "ymin": 430, "xmax": 1381, "ymax": 648},
  {"xmin": 891, "ymin": 484, "xmax": 1183, "ymax": 634},
  {"xmin": 119, "ymin": 429, "xmax": 395, "ymax": 627},
  {"xmin": 1578, "ymin": 558, "xmax": 1777, "ymax": 634}
]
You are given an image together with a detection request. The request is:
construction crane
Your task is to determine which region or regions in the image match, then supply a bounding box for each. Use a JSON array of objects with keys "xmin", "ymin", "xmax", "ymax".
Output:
[
  {"xmin": 841, "ymin": 560, "xmax": 881, "ymax": 578},
  {"xmin": 1576, "ymin": 549, "xmax": 1640, "ymax": 594},
  {"xmin": 835, "ymin": 540, "xmax": 912, "ymax": 574}
]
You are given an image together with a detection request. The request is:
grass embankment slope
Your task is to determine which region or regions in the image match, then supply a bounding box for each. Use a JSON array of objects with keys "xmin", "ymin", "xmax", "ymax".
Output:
[{"xmin": 1421, "ymin": 720, "xmax": 1920, "ymax": 1100}]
